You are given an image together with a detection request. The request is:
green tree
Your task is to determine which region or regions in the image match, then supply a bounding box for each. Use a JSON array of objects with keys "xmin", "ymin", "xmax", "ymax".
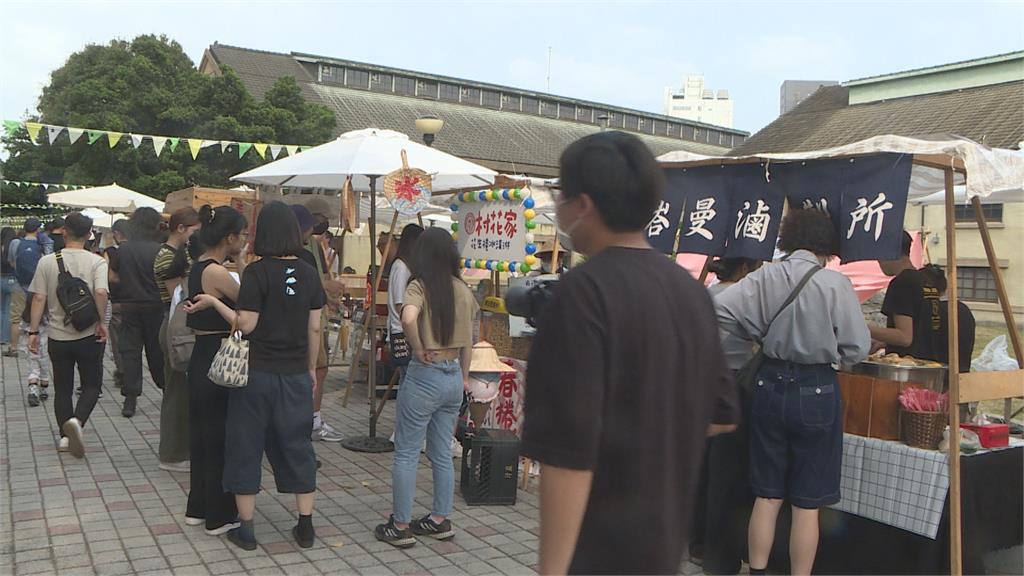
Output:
[{"xmin": 1, "ymin": 35, "xmax": 336, "ymax": 203}]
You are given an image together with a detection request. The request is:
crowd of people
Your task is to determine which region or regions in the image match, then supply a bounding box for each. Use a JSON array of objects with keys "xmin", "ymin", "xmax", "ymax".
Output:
[{"xmin": 0, "ymin": 130, "xmax": 978, "ymax": 574}]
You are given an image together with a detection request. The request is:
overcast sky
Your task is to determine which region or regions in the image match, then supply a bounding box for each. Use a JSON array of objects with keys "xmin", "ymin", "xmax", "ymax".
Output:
[{"xmin": 1, "ymin": 1, "xmax": 1021, "ymax": 137}]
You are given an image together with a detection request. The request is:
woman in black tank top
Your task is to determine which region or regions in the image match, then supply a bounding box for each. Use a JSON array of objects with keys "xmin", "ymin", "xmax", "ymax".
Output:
[{"xmin": 183, "ymin": 206, "xmax": 248, "ymax": 536}]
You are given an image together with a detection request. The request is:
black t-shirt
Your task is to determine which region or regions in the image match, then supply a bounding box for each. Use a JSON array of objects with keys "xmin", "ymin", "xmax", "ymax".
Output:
[
  {"xmin": 933, "ymin": 301, "xmax": 977, "ymax": 373},
  {"xmin": 881, "ymin": 268, "xmax": 941, "ymax": 360},
  {"xmin": 112, "ymin": 240, "xmax": 162, "ymax": 304},
  {"xmin": 521, "ymin": 247, "xmax": 737, "ymax": 575},
  {"xmin": 237, "ymin": 257, "xmax": 326, "ymax": 374},
  {"xmin": 103, "ymin": 245, "xmax": 125, "ymax": 302}
]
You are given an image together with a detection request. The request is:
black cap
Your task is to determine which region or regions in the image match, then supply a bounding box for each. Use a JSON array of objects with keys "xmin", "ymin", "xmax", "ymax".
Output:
[{"xmin": 23, "ymin": 218, "xmax": 41, "ymax": 233}]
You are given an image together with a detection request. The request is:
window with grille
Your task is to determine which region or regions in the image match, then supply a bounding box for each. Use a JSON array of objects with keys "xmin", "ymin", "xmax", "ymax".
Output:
[
  {"xmin": 439, "ymin": 83, "xmax": 460, "ymax": 101},
  {"xmin": 667, "ymin": 123, "xmax": 680, "ymax": 137},
  {"xmin": 345, "ymin": 69, "xmax": 369, "ymax": 89},
  {"xmin": 394, "ymin": 76, "xmax": 416, "ymax": 95},
  {"xmin": 370, "ymin": 73, "xmax": 393, "ymax": 92},
  {"xmin": 461, "ymin": 87, "xmax": 481, "ymax": 104},
  {"xmin": 576, "ymin": 106, "xmax": 592, "ymax": 122},
  {"xmin": 482, "ymin": 91, "xmax": 501, "ymax": 109},
  {"xmin": 953, "ymin": 203, "xmax": 1003, "ymax": 223},
  {"xmin": 320, "ymin": 65, "xmax": 339, "ymax": 84},
  {"xmin": 522, "ymin": 97, "xmax": 539, "ymax": 114},
  {"xmin": 417, "ymin": 80, "xmax": 438, "ymax": 98},
  {"xmin": 540, "ymin": 101, "xmax": 558, "ymax": 118},
  {"xmin": 502, "ymin": 94, "xmax": 520, "ymax": 111},
  {"xmin": 957, "ymin": 267, "xmax": 998, "ymax": 302}
]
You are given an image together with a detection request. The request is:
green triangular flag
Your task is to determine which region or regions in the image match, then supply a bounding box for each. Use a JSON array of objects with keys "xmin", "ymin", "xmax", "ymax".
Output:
[
  {"xmin": 3, "ymin": 120, "xmax": 22, "ymax": 136},
  {"xmin": 87, "ymin": 130, "xmax": 104, "ymax": 145},
  {"xmin": 238, "ymin": 142, "xmax": 253, "ymax": 158},
  {"xmin": 168, "ymin": 137, "xmax": 180, "ymax": 152}
]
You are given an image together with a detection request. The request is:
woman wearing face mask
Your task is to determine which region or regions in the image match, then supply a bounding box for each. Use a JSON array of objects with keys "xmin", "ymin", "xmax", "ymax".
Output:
[
  {"xmin": 375, "ymin": 228, "xmax": 479, "ymax": 549},
  {"xmin": 184, "ymin": 205, "xmax": 248, "ymax": 537}
]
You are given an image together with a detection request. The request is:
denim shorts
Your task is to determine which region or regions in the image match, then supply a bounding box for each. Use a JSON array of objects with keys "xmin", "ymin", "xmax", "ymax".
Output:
[{"xmin": 748, "ymin": 358, "xmax": 843, "ymax": 509}]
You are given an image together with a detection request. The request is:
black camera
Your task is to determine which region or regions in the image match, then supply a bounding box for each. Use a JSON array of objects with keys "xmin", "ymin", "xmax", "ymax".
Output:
[{"xmin": 504, "ymin": 276, "xmax": 559, "ymax": 328}]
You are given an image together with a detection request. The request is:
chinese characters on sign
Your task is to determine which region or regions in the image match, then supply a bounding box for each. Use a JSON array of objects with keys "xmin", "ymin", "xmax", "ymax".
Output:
[
  {"xmin": 482, "ymin": 358, "xmax": 527, "ymax": 437},
  {"xmin": 646, "ymin": 169, "xmax": 688, "ymax": 254},
  {"xmin": 686, "ymin": 197, "xmax": 717, "ymax": 241},
  {"xmin": 847, "ymin": 192, "xmax": 893, "ymax": 241},
  {"xmin": 734, "ymin": 199, "xmax": 772, "ymax": 243},
  {"xmin": 457, "ymin": 201, "xmax": 527, "ymax": 264},
  {"xmin": 647, "ymin": 201, "xmax": 672, "ymax": 237}
]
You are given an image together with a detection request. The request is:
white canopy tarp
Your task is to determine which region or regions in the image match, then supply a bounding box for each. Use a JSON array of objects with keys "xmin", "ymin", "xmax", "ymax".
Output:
[
  {"xmin": 79, "ymin": 207, "xmax": 126, "ymax": 229},
  {"xmin": 912, "ymin": 184, "xmax": 1024, "ymax": 206},
  {"xmin": 657, "ymin": 135, "xmax": 1024, "ymax": 200},
  {"xmin": 48, "ymin": 183, "xmax": 164, "ymax": 213},
  {"xmin": 232, "ymin": 128, "xmax": 497, "ymax": 193}
]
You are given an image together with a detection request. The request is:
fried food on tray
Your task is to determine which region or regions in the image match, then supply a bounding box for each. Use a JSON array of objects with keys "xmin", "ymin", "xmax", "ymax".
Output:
[{"xmin": 865, "ymin": 352, "xmax": 944, "ymax": 367}]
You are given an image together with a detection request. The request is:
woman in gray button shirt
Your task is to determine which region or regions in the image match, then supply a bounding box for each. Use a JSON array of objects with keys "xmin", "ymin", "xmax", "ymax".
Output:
[{"xmin": 716, "ymin": 209, "xmax": 870, "ymax": 576}]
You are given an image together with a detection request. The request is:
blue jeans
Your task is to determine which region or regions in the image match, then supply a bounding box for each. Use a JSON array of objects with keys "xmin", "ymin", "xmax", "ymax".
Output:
[
  {"xmin": 1, "ymin": 275, "xmax": 15, "ymax": 343},
  {"xmin": 392, "ymin": 357, "xmax": 463, "ymax": 524}
]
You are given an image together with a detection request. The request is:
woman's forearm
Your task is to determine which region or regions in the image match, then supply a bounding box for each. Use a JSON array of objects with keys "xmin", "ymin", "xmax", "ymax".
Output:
[{"xmin": 460, "ymin": 346, "xmax": 473, "ymax": 381}]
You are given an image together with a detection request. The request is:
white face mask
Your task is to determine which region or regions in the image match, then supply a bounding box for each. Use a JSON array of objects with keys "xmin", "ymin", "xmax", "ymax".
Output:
[{"xmin": 555, "ymin": 215, "xmax": 582, "ymax": 253}]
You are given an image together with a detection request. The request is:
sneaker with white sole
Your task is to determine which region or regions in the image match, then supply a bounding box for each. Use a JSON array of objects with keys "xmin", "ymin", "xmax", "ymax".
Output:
[
  {"xmin": 58, "ymin": 437, "xmax": 70, "ymax": 452},
  {"xmin": 185, "ymin": 516, "xmax": 205, "ymax": 526},
  {"xmin": 410, "ymin": 514, "xmax": 455, "ymax": 540},
  {"xmin": 205, "ymin": 522, "xmax": 241, "ymax": 536},
  {"xmin": 314, "ymin": 422, "xmax": 344, "ymax": 442},
  {"xmin": 159, "ymin": 460, "xmax": 190, "ymax": 473},
  {"xmin": 27, "ymin": 384, "xmax": 40, "ymax": 407},
  {"xmin": 62, "ymin": 418, "xmax": 85, "ymax": 459},
  {"xmin": 374, "ymin": 515, "xmax": 416, "ymax": 548},
  {"xmin": 39, "ymin": 382, "xmax": 49, "ymax": 400}
]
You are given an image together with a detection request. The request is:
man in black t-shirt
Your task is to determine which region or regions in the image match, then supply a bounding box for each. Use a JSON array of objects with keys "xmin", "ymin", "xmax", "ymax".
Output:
[
  {"xmin": 872, "ymin": 231, "xmax": 943, "ymax": 361},
  {"xmin": 521, "ymin": 132, "xmax": 737, "ymax": 575}
]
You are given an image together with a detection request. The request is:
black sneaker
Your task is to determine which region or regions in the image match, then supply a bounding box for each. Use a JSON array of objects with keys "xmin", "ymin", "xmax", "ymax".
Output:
[
  {"xmin": 292, "ymin": 525, "xmax": 315, "ymax": 549},
  {"xmin": 39, "ymin": 383, "xmax": 49, "ymax": 400},
  {"xmin": 121, "ymin": 396, "xmax": 136, "ymax": 418},
  {"xmin": 27, "ymin": 385, "xmax": 40, "ymax": 407},
  {"xmin": 410, "ymin": 514, "xmax": 455, "ymax": 540},
  {"xmin": 226, "ymin": 527, "xmax": 257, "ymax": 551},
  {"xmin": 374, "ymin": 515, "xmax": 416, "ymax": 548}
]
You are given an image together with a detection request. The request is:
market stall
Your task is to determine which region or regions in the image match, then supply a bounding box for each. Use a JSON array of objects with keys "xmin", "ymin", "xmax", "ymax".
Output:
[{"xmin": 656, "ymin": 134, "xmax": 1024, "ymax": 575}]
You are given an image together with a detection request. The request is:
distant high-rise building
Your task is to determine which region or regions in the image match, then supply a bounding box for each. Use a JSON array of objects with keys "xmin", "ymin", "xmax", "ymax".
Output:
[
  {"xmin": 779, "ymin": 80, "xmax": 838, "ymax": 115},
  {"xmin": 663, "ymin": 75, "xmax": 734, "ymax": 128}
]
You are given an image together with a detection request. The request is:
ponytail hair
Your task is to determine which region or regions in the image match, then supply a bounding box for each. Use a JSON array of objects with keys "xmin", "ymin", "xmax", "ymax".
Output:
[{"xmin": 198, "ymin": 204, "xmax": 247, "ymax": 247}]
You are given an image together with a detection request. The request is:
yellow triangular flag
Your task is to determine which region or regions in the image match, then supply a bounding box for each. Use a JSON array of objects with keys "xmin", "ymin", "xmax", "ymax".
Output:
[
  {"xmin": 253, "ymin": 143, "xmax": 268, "ymax": 159},
  {"xmin": 107, "ymin": 132, "xmax": 123, "ymax": 148},
  {"xmin": 285, "ymin": 145, "xmax": 298, "ymax": 157},
  {"xmin": 187, "ymin": 138, "xmax": 203, "ymax": 160},
  {"xmin": 25, "ymin": 122, "xmax": 42, "ymax": 142}
]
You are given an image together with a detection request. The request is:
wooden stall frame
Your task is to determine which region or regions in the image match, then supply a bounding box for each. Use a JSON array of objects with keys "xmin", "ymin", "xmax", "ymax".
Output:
[{"xmin": 659, "ymin": 152, "xmax": 1019, "ymax": 576}]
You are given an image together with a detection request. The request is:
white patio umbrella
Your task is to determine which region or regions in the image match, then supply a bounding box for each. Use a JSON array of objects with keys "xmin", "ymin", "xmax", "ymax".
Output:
[
  {"xmin": 233, "ymin": 128, "xmax": 497, "ymax": 453},
  {"xmin": 48, "ymin": 183, "xmax": 164, "ymax": 213},
  {"xmin": 79, "ymin": 207, "xmax": 126, "ymax": 229},
  {"xmin": 232, "ymin": 128, "xmax": 496, "ymax": 192}
]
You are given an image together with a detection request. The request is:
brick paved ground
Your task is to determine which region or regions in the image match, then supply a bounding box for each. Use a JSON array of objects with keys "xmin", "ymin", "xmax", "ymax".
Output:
[{"xmin": 0, "ymin": 341, "xmax": 702, "ymax": 576}]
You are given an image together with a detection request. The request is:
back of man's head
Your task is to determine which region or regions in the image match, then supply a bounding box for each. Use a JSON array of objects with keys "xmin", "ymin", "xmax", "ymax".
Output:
[
  {"xmin": 64, "ymin": 212, "xmax": 94, "ymax": 241},
  {"xmin": 900, "ymin": 230, "xmax": 913, "ymax": 257},
  {"xmin": 558, "ymin": 131, "xmax": 665, "ymax": 232}
]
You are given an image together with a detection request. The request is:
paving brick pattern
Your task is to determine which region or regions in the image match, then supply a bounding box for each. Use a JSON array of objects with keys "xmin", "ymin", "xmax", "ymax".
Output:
[{"xmin": 0, "ymin": 344, "xmax": 709, "ymax": 575}]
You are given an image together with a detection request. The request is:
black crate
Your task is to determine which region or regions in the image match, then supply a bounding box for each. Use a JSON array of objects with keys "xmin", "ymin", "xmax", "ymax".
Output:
[{"xmin": 460, "ymin": 428, "xmax": 520, "ymax": 506}]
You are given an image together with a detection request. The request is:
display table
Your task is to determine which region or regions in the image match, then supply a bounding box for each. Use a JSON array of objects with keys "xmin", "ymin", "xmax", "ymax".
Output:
[{"xmin": 768, "ymin": 436, "xmax": 1023, "ymax": 574}]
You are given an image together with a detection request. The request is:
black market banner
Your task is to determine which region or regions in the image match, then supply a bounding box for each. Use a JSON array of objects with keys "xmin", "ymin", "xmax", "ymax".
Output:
[
  {"xmin": 675, "ymin": 166, "xmax": 732, "ymax": 256},
  {"xmin": 665, "ymin": 153, "xmax": 913, "ymax": 263},
  {"xmin": 2, "ymin": 120, "xmax": 311, "ymax": 161},
  {"xmin": 724, "ymin": 163, "xmax": 786, "ymax": 261},
  {"xmin": 836, "ymin": 153, "xmax": 912, "ymax": 262},
  {"xmin": 645, "ymin": 169, "xmax": 688, "ymax": 254}
]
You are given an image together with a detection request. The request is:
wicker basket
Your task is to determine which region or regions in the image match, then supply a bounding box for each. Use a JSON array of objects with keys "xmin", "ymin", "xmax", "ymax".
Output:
[
  {"xmin": 900, "ymin": 409, "xmax": 946, "ymax": 450},
  {"xmin": 481, "ymin": 313, "xmax": 533, "ymax": 360}
]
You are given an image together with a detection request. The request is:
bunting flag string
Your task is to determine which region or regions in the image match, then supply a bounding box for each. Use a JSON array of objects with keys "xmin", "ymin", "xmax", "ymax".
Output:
[
  {"xmin": 1, "ymin": 120, "xmax": 313, "ymax": 162},
  {"xmin": 1, "ymin": 179, "xmax": 96, "ymax": 191}
]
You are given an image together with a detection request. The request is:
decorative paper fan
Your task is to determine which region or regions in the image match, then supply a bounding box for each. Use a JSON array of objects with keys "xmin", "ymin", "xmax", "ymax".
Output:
[{"xmin": 383, "ymin": 150, "xmax": 432, "ymax": 215}]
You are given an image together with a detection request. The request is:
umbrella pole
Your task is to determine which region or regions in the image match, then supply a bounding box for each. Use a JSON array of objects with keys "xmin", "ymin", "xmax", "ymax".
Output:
[{"xmin": 343, "ymin": 176, "xmax": 395, "ymax": 453}]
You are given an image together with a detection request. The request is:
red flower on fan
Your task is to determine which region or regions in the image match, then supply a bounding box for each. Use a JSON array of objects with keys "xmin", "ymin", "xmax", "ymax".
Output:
[{"xmin": 394, "ymin": 175, "xmax": 423, "ymax": 203}]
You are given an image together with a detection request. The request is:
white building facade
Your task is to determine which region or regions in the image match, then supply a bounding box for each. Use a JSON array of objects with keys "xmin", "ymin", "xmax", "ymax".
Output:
[{"xmin": 663, "ymin": 75, "xmax": 734, "ymax": 128}]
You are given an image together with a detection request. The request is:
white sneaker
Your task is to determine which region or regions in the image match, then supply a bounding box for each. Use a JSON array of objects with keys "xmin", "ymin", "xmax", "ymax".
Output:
[
  {"xmin": 452, "ymin": 438, "xmax": 463, "ymax": 459},
  {"xmin": 314, "ymin": 422, "xmax": 344, "ymax": 442},
  {"xmin": 62, "ymin": 418, "xmax": 85, "ymax": 459},
  {"xmin": 58, "ymin": 437, "xmax": 70, "ymax": 452},
  {"xmin": 185, "ymin": 516, "xmax": 205, "ymax": 526},
  {"xmin": 205, "ymin": 522, "xmax": 240, "ymax": 536},
  {"xmin": 159, "ymin": 461, "xmax": 190, "ymax": 473}
]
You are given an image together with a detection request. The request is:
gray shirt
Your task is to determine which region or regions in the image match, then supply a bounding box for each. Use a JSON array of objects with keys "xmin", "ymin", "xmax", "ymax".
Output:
[{"xmin": 715, "ymin": 250, "xmax": 870, "ymax": 367}]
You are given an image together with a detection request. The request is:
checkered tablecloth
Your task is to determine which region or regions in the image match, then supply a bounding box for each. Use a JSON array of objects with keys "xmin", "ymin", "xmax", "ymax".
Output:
[{"xmin": 830, "ymin": 434, "xmax": 950, "ymax": 539}]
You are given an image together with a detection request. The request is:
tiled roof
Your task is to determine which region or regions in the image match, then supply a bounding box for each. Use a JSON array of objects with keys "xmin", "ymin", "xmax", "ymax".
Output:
[
  {"xmin": 732, "ymin": 81, "xmax": 1024, "ymax": 155},
  {"xmin": 206, "ymin": 44, "xmax": 734, "ymax": 176}
]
